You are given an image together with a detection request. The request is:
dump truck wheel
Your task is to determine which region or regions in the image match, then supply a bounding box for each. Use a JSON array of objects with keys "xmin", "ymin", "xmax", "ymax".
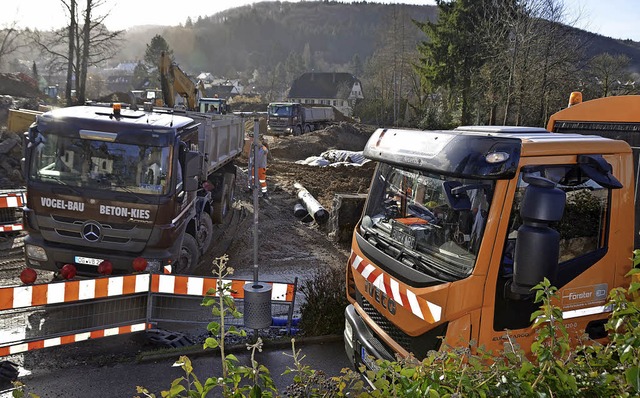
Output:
[
  {"xmin": 293, "ymin": 125, "xmax": 302, "ymax": 136},
  {"xmin": 196, "ymin": 212, "xmax": 214, "ymax": 254},
  {"xmin": 176, "ymin": 234, "xmax": 199, "ymax": 275},
  {"xmin": 304, "ymin": 124, "xmax": 311, "ymax": 134}
]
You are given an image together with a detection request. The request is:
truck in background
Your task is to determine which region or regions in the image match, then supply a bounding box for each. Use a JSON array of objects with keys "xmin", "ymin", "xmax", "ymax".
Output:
[
  {"xmin": 344, "ymin": 95, "xmax": 640, "ymax": 373},
  {"xmin": 21, "ymin": 102, "xmax": 244, "ymax": 276},
  {"xmin": 267, "ymin": 102, "xmax": 335, "ymax": 136}
]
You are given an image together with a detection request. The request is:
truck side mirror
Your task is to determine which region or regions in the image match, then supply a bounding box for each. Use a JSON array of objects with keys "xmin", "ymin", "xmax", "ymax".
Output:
[
  {"xmin": 184, "ymin": 150, "xmax": 201, "ymax": 192},
  {"xmin": 510, "ymin": 176, "xmax": 566, "ymax": 297},
  {"xmin": 442, "ymin": 181, "xmax": 471, "ymax": 211}
]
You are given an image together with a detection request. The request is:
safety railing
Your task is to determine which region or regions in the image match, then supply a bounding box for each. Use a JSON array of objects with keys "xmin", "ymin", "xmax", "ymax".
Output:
[{"xmin": 0, "ymin": 273, "xmax": 298, "ymax": 357}]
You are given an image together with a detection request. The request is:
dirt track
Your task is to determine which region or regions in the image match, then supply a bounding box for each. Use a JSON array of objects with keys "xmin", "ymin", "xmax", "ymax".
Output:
[{"xmin": 197, "ymin": 123, "xmax": 377, "ymax": 283}]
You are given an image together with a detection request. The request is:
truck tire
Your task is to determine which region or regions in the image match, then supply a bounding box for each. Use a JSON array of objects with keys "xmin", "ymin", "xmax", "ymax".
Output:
[
  {"xmin": 304, "ymin": 124, "xmax": 311, "ymax": 134},
  {"xmin": 293, "ymin": 125, "xmax": 302, "ymax": 136},
  {"xmin": 196, "ymin": 212, "xmax": 214, "ymax": 254},
  {"xmin": 176, "ymin": 233, "xmax": 199, "ymax": 275},
  {"xmin": 212, "ymin": 172, "xmax": 235, "ymax": 223}
]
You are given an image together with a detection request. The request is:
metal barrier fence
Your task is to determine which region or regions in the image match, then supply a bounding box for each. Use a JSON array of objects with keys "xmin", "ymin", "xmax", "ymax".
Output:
[
  {"xmin": 0, "ymin": 274, "xmax": 298, "ymax": 357},
  {"xmin": 0, "ymin": 189, "xmax": 26, "ymax": 233}
]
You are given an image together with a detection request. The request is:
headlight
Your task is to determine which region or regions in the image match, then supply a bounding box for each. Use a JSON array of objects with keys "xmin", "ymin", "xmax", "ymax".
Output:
[
  {"xmin": 25, "ymin": 244, "xmax": 48, "ymax": 261},
  {"xmin": 344, "ymin": 318, "xmax": 353, "ymax": 343}
]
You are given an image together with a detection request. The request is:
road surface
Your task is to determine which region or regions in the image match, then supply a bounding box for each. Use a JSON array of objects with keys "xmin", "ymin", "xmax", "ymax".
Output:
[{"xmin": 1, "ymin": 335, "xmax": 351, "ymax": 397}]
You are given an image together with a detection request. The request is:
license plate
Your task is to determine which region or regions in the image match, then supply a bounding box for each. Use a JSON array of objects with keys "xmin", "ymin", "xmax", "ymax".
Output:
[
  {"xmin": 75, "ymin": 256, "xmax": 103, "ymax": 266},
  {"xmin": 361, "ymin": 346, "xmax": 379, "ymax": 371},
  {"xmin": 391, "ymin": 227, "xmax": 416, "ymax": 249}
]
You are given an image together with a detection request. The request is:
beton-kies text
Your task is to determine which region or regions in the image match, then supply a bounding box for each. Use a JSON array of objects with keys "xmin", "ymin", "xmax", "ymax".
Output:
[{"xmin": 40, "ymin": 197, "xmax": 151, "ymax": 220}]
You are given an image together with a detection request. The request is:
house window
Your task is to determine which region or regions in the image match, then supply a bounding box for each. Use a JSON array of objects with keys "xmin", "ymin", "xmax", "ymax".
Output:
[{"xmin": 332, "ymin": 100, "xmax": 337, "ymax": 106}]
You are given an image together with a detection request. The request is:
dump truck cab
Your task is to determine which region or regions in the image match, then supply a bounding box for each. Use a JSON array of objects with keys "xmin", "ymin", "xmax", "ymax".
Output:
[
  {"xmin": 345, "ymin": 125, "xmax": 633, "ymax": 369},
  {"xmin": 22, "ymin": 104, "xmax": 203, "ymax": 275}
]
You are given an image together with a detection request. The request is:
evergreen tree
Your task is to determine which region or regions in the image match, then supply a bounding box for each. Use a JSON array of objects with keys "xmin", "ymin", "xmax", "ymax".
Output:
[
  {"xmin": 415, "ymin": 0, "xmax": 492, "ymax": 125},
  {"xmin": 351, "ymin": 54, "xmax": 363, "ymax": 77},
  {"xmin": 144, "ymin": 35, "xmax": 173, "ymax": 88}
]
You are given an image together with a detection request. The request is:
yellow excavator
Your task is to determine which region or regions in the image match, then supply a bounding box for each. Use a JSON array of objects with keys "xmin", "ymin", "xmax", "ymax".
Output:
[
  {"xmin": 158, "ymin": 51, "xmax": 230, "ymax": 114},
  {"xmin": 159, "ymin": 51, "xmax": 201, "ymax": 110}
]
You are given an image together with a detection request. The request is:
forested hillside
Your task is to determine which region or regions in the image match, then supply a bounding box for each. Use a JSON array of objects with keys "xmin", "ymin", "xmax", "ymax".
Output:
[
  {"xmin": 3, "ymin": 0, "xmax": 640, "ymax": 129},
  {"xmin": 118, "ymin": 1, "xmax": 437, "ymax": 76}
]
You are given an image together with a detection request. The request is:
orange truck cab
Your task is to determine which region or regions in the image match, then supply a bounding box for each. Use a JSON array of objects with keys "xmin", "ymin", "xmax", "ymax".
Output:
[{"xmin": 344, "ymin": 113, "xmax": 637, "ymax": 371}]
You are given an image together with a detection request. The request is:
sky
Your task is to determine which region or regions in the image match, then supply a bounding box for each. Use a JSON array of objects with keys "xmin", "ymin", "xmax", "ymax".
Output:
[{"xmin": 1, "ymin": 0, "xmax": 639, "ymax": 42}]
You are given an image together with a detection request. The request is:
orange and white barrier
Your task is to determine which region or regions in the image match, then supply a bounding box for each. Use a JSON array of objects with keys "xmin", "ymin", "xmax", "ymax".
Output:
[
  {"xmin": 0, "ymin": 274, "xmax": 150, "ymax": 311},
  {"xmin": 0, "ymin": 323, "xmax": 149, "ymax": 357},
  {"xmin": 151, "ymin": 274, "xmax": 296, "ymax": 302},
  {"xmin": 1, "ymin": 273, "xmax": 298, "ymax": 357},
  {"xmin": 0, "ymin": 190, "xmax": 26, "ymax": 232}
]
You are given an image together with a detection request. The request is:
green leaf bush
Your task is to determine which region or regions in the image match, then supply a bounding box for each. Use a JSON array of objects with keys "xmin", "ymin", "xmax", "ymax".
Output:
[{"xmin": 133, "ymin": 255, "xmax": 640, "ymax": 397}]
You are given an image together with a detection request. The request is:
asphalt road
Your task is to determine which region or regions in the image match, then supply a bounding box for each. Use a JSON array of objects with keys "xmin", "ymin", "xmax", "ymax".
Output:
[{"xmin": 1, "ymin": 335, "xmax": 351, "ymax": 397}]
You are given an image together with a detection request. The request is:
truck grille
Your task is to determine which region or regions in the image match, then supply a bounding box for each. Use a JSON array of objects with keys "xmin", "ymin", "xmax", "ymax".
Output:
[{"xmin": 358, "ymin": 291, "xmax": 447, "ymax": 359}]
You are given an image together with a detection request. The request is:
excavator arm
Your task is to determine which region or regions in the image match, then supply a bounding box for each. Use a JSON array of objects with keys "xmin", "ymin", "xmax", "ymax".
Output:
[{"xmin": 159, "ymin": 51, "xmax": 199, "ymax": 110}]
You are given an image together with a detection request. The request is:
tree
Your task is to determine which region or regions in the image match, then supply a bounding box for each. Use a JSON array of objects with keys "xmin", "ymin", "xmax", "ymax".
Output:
[
  {"xmin": 416, "ymin": 0, "xmax": 491, "ymax": 125},
  {"xmin": 0, "ymin": 22, "xmax": 28, "ymax": 71},
  {"xmin": 132, "ymin": 61, "xmax": 149, "ymax": 89},
  {"xmin": 351, "ymin": 54, "xmax": 363, "ymax": 78},
  {"xmin": 144, "ymin": 35, "xmax": 173, "ymax": 88},
  {"xmin": 31, "ymin": 0, "xmax": 123, "ymax": 104},
  {"xmin": 416, "ymin": 0, "xmax": 585, "ymax": 127},
  {"xmin": 587, "ymin": 53, "xmax": 632, "ymax": 97}
]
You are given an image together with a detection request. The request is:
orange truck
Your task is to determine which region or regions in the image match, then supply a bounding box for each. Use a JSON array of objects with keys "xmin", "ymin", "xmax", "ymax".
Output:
[{"xmin": 344, "ymin": 93, "xmax": 640, "ymax": 371}]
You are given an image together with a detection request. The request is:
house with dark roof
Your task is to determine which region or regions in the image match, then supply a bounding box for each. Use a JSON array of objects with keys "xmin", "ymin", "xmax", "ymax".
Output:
[
  {"xmin": 202, "ymin": 84, "xmax": 238, "ymax": 100},
  {"xmin": 287, "ymin": 72, "xmax": 364, "ymax": 116}
]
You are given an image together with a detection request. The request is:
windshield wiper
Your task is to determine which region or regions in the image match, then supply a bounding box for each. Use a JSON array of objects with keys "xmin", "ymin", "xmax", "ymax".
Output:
[
  {"xmin": 113, "ymin": 184, "xmax": 154, "ymax": 204},
  {"xmin": 38, "ymin": 174, "xmax": 84, "ymax": 196},
  {"xmin": 361, "ymin": 224, "xmax": 459, "ymax": 281}
]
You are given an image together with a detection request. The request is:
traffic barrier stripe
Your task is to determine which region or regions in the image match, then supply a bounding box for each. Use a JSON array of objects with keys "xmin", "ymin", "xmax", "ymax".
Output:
[
  {"xmin": 1, "ymin": 274, "xmax": 294, "ymax": 310},
  {"xmin": 0, "ymin": 323, "xmax": 149, "ymax": 356},
  {"xmin": 1, "ymin": 274, "xmax": 296, "ymax": 357},
  {"xmin": 151, "ymin": 274, "xmax": 295, "ymax": 302},
  {"xmin": 0, "ymin": 274, "xmax": 151, "ymax": 310},
  {"xmin": 349, "ymin": 250, "xmax": 443, "ymax": 323},
  {"xmin": 0, "ymin": 191, "xmax": 26, "ymax": 232},
  {"xmin": 0, "ymin": 225, "xmax": 23, "ymax": 232},
  {"xmin": 0, "ymin": 193, "xmax": 25, "ymax": 208}
]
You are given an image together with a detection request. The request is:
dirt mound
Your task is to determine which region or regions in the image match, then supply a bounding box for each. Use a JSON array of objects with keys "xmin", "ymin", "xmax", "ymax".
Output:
[
  {"xmin": 268, "ymin": 161, "xmax": 375, "ymax": 209},
  {"xmin": 0, "ymin": 131, "xmax": 25, "ymax": 189},
  {"xmin": 0, "ymin": 73, "xmax": 41, "ymax": 98},
  {"xmin": 268, "ymin": 122, "xmax": 375, "ymax": 161},
  {"xmin": 237, "ymin": 122, "xmax": 378, "ymax": 209}
]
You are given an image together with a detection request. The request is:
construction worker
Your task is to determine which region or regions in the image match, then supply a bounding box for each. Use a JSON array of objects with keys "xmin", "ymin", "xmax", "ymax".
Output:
[{"xmin": 249, "ymin": 139, "xmax": 269, "ymax": 198}]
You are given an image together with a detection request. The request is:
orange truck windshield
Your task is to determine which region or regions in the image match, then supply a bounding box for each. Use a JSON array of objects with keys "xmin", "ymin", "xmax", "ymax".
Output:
[{"xmin": 360, "ymin": 163, "xmax": 494, "ymax": 280}]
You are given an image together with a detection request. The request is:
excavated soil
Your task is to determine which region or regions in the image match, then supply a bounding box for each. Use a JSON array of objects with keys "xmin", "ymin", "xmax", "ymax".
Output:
[
  {"xmin": 0, "ymin": 120, "xmax": 378, "ymax": 284},
  {"xmin": 198, "ymin": 122, "xmax": 377, "ymax": 280}
]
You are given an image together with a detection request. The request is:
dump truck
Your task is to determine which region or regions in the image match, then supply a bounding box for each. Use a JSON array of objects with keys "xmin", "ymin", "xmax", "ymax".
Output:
[
  {"xmin": 21, "ymin": 102, "xmax": 243, "ymax": 275},
  {"xmin": 344, "ymin": 94, "xmax": 640, "ymax": 372},
  {"xmin": 267, "ymin": 102, "xmax": 334, "ymax": 136}
]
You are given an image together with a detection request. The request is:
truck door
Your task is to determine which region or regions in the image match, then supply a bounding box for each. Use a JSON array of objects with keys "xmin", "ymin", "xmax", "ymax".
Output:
[{"xmin": 480, "ymin": 154, "xmax": 622, "ymax": 353}]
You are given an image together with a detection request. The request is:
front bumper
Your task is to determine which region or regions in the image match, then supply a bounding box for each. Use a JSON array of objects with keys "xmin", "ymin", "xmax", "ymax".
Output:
[
  {"xmin": 344, "ymin": 304, "xmax": 395, "ymax": 370},
  {"xmin": 24, "ymin": 234, "xmax": 174, "ymax": 275}
]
